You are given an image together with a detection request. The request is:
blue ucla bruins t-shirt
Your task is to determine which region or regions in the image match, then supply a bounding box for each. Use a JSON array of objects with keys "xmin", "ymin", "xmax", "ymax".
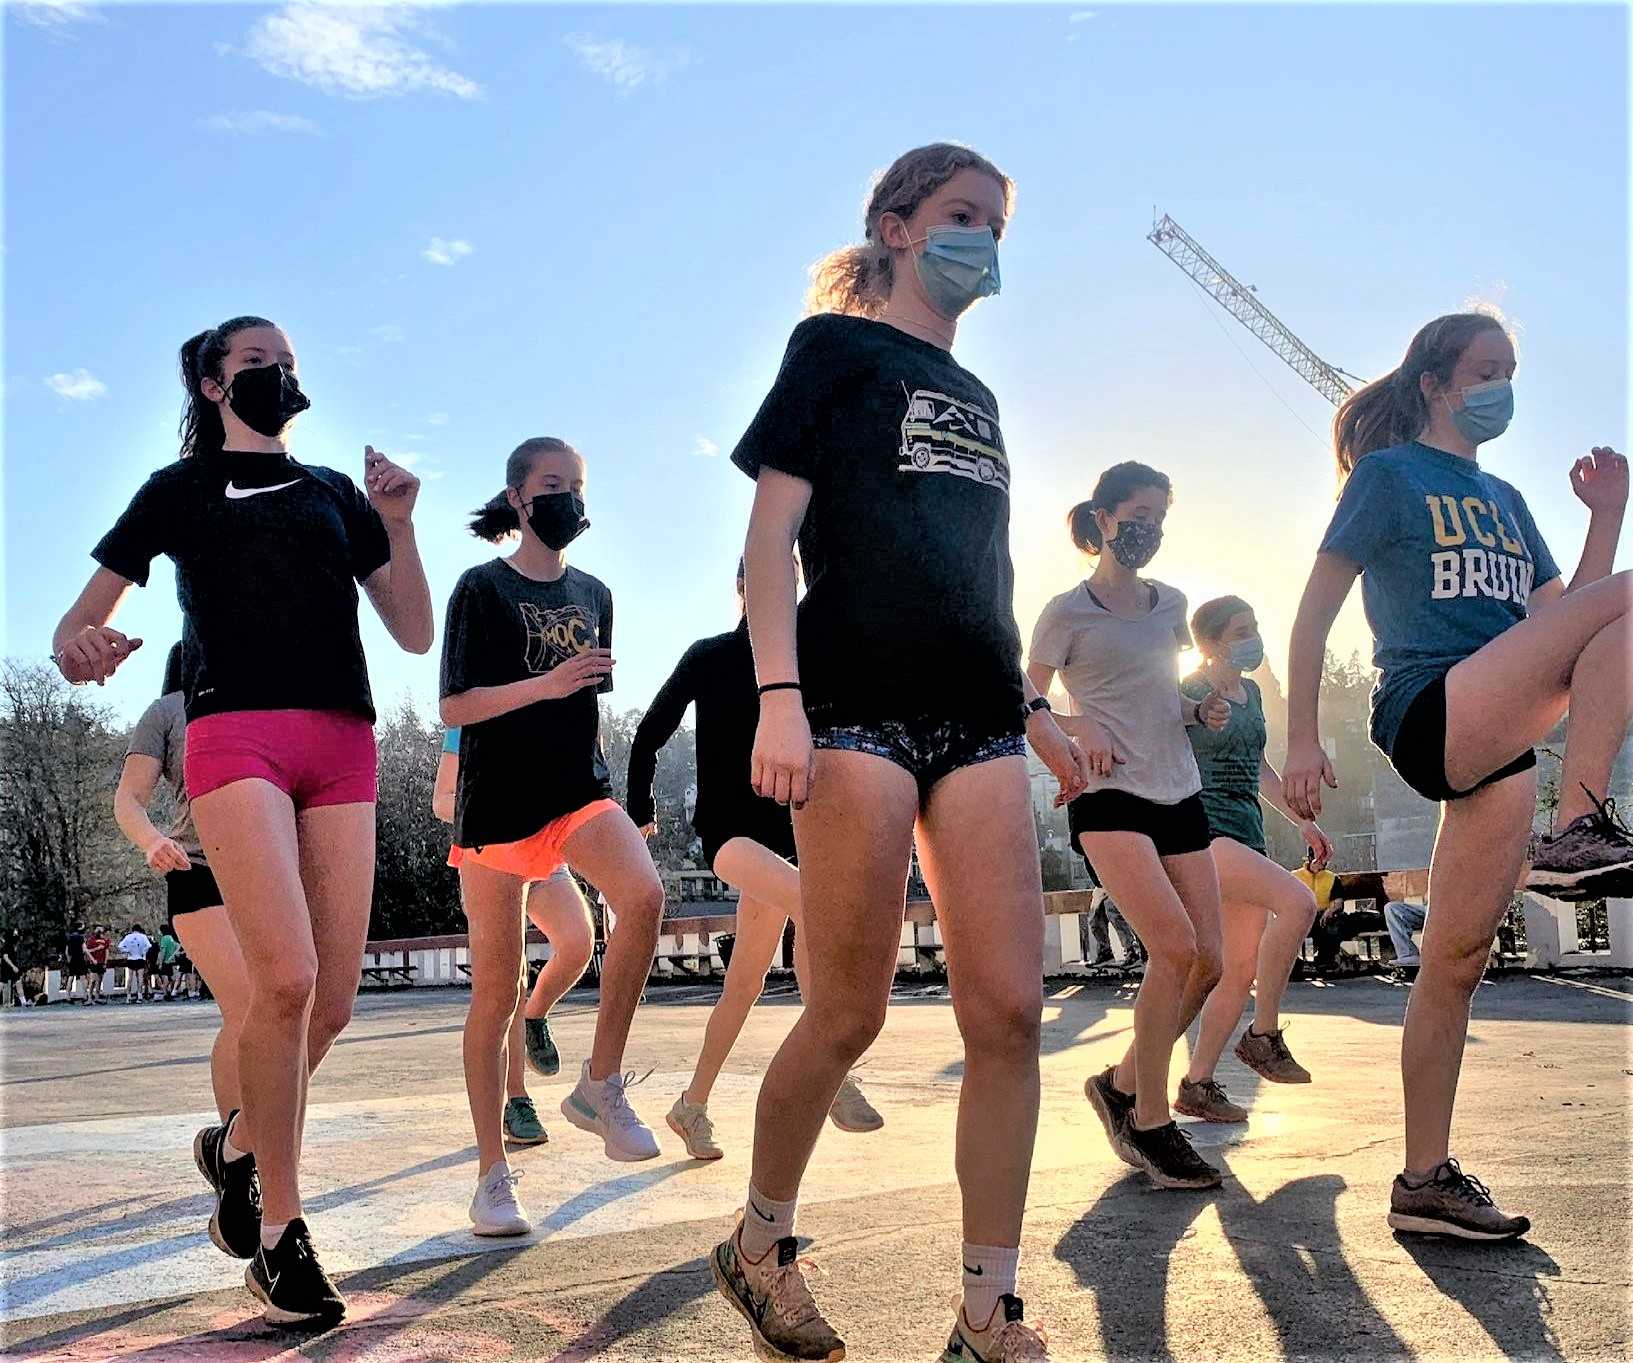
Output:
[{"xmin": 1320, "ymin": 441, "xmax": 1559, "ymax": 755}]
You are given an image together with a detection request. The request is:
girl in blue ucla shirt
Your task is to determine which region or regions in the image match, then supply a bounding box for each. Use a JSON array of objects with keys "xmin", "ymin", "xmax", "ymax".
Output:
[{"xmin": 1285, "ymin": 312, "xmax": 1629, "ymax": 1243}]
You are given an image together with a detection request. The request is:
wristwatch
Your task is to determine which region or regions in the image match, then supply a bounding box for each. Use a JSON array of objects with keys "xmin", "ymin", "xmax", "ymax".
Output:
[{"xmin": 1023, "ymin": 695, "xmax": 1053, "ymax": 721}]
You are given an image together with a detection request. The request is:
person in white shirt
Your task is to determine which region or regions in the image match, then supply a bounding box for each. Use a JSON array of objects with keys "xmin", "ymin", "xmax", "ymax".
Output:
[{"xmin": 118, "ymin": 925, "xmax": 153, "ymax": 1003}]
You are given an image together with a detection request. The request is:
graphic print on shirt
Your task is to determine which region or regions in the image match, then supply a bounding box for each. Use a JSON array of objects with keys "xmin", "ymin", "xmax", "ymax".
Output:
[
  {"xmin": 521, "ymin": 603, "xmax": 596, "ymax": 674},
  {"xmin": 1421, "ymin": 494, "xmax": 1537, "ymax": 605},
  {"xmin": 896, "ymin": 385, "xmax": 1009, "ymax": 493}
]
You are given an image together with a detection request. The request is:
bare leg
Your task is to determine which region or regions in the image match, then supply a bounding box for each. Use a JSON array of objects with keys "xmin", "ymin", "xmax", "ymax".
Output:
[
  {"xmin": 560, "ymin": 809, "xmax": 665, "ymax": 1081},
  {"xmin": 1186, "ymin": 896, "xmax": 1264, "ymax": 1084},
  {"xmin": 522, "ymin": 875, "xmax": 595, "ymax": 1019},
  {"xmin": 685, "ymin": 893, "xmax": 791, "ymax": 1105},
  {"xmin": 749, "ymin": 752, "xmax": 917, "ymax": 1200},
  {"xmin": 1403, "ymin": 769, "xmax": 1534, "ymax": 1174},
  {"xmin": 916, "ymin": 755, "xmax": 1043, "ymax": 1246},
  {"xmin": 505, "ymin": 969, "xmax": 528, "ymax": 1100},
  {"xmin": 459, "ymin": 860, "xmax": 524, "ymax": 1175},
  {"xmin": 172, "ymin": 905, "xmax": 247, "ymax": 1121}
]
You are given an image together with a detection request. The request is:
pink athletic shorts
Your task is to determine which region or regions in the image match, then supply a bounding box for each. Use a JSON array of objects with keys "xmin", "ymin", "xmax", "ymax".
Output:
[{"xmin": 185, "ymin": 710, "xmax": 377, "ymax": 809}]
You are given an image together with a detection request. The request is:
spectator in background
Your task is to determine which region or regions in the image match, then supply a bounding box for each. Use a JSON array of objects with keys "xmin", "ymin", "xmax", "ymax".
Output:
[
  {"xmin": 118, "ymin": 923, "xmax": 153, "ymax": 1003},
  {"xmin": 64, "ymin": 922, "xmax": 91, "ymax": 1004},
  {"xmin": 1299, "ymin": 865, "xmax": 1390, "ymax": 973},
  {"xmin": 157, "ymin": 927, "xmax": 183, "ymax": 999},
  {"xmin": 1, "ymin": 930, "xmax": 22, "ymax": 1008},
  {"xmin": 85, "ymin": 924, "xmax": 111, "ymax": 1003},
  {"xmin": 1080, "ymin": 889, "xmax": 1145, "ymax": 967},
  {"xmin": 1385, "ymin": 901, "xmax": 1426, "ymax": 971}
]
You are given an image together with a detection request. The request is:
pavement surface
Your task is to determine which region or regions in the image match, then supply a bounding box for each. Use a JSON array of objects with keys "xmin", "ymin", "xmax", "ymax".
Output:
[{"xmin": 1, "ymin": 969, "xmax": 1629, "ymax": 1362}]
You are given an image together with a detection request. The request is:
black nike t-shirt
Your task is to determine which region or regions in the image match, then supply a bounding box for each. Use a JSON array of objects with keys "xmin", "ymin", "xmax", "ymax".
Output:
[
  {"xmin": 440, "ymin": 559, "xmax": 615, "ymax": 849},
  {"xmin": 92, "ymin": 451, "xmax": 391, "ymax": 721},
  {"xmin": 731, "ymin": 313, "xmax": 1024, "ymax": 731}
]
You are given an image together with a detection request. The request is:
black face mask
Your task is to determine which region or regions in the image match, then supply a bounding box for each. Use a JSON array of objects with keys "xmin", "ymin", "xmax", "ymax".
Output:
[
  {"xmin": 223, "ymin": 363, "xmax": 311, "ymax": 438},
  {"xmin": 524, "ymin": 492, "xmax": 589, "ymax": 550}
]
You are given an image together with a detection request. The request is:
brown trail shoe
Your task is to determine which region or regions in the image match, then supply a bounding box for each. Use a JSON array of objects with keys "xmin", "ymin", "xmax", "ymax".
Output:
[
  {"xmin": 1083, "ymin": 1066, "xmax": 1139, "ymax": 1168},
  {"xmin": 1174, "ymin": 1077, "xmax": 1249, "ymax": 1123},
  {"xmin": 940, "ymin": 1294, "xmax": 1050, "ymax": 1361},
  {"xmin": 1235, "ymin": 1025, "xmax": 1312, "ymax": 1083},
  {"xmin": 1387, "ymin": 1159, "xmax": 1530, "ymax": 1241},
  {"xmin": 712, "ymin": 1227, "xmax": 846, "ymax": 1361}
]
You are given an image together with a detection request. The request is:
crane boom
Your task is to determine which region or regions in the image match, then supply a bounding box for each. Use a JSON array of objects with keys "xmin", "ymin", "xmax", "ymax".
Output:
[{"xmin": 1148, "ymin": 213, "xmax": 1356, "ymax": 407}]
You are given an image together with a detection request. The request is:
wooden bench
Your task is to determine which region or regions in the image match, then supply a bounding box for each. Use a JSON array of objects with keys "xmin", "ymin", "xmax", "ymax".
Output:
[{"xmin": 360, "ymin": 963, "xmax": 418, "ymax": 988}]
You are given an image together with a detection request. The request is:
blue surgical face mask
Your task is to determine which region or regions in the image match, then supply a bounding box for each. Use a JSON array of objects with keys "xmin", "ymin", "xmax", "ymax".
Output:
[
  {"xmin": 1227, "ymin": 636, "xmax": 1265, "ymax": 672},
  {"xmin": 1447, "ymin": 378, "xmax": 1513, "ymax": 445},
  {"xmin": 913, "ymin": 225, "xmax": 1001, "ymax": 319}
]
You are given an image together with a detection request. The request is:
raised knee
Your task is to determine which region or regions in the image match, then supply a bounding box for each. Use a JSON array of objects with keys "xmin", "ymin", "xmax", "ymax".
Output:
[
  {"xmin": 814, "ymin": 1004, "xmax": 886, "ymax": 1062},
  {"xmin": 310, "ymin": 992, "xmax": 354, "ymax": 1047},
  {"xmin": 1193, "ymin": 947, "xmax": 1224, "ymax": 995},
  {"xmin": 256, "ymin": 960, "xmax": 318, "ymax": 1017},
  {"xmin": 557, "ymin": 931, "xmax": 595, "ymax": 974},
  {"xmin": 1284, "ymin": 886, "xmax": 1319, "ymax": 929},
  {"xmin": 1150, "ymin": 930, "xmax": 1198, "ymax": 976},
  {"xmin": 618, "ymin": 879, "xmax": 665, "ymax": 930}
]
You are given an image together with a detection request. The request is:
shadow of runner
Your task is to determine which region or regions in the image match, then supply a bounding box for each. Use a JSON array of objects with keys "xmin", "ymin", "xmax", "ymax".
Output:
[
  {"xmin": 1394, "ymin": 1232, "xmax": 1564, "ymax": 1362},
  {"xmin": 540, "ymin": 1254, "xmax": 715, "ymax": 1363}
]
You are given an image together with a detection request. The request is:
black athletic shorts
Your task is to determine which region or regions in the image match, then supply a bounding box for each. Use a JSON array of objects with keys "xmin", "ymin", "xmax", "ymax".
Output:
[
  {"xmin": 701, "ymin": 808, "xmax": 798, "ymax": 873},
  {"xmin": 166, "ymin": 863, "xmax": 224, "ymax": 919},
  {"xmin": 1389, "ymin": 675, "xmax": 1536, "ymax": 804},
  {"xmin": 1068, "ymin": 789, "xmax": 1213, "ymax": 861}
]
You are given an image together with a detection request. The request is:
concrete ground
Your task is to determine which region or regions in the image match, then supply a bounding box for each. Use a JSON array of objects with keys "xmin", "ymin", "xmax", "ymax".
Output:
[{"xmin": 1, "ymin": 969, "xmax": 1629, "ymax": 1362}]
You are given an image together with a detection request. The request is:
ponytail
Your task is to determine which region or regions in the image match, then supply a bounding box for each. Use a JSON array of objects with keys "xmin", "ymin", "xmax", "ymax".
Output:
[
  {"xmin": 805, "ymin": 142, "xmax": 1014, "ymax": 318},
  {"xmin": 1333, "ymin": 311, "xmax": 1508, "ymax": 481},
  {"xmin": 1068, "ymin": 461, "xmax": 1173, "ymax": 554},
  {"xmin": 468, "ymin": 436, "xmax": 579, "ymax": 543},
  {"xmin": 177, "ymin": 315, "xmax": 274, "ymax": 459}
]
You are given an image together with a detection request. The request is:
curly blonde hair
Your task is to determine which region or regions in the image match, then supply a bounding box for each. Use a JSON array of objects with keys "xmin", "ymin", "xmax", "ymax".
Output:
[{"xmin": 805, "ymin": 143, "xmax": 1014, "ymax": 318}]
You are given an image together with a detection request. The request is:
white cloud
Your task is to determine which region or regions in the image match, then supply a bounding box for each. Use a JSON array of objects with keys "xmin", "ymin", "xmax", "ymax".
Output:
[
  {"xmin": 13, "ymin": 1, "xmax": 103, "ymax": 33},
  {"xmin": 421, "ymin": 236, "xmax": 473, "ymax": 266},
  {"xmin": 199, "ymin": 110, "xmax": 323, "ymax": 136},
  {"xmin": 564, "ymin": 32, "xmax": 690, "ymax": 94},
  {"xmin": 394, "ymin": 451, "xmax": 425, "ymax": 467},
  {"xmin": 46, "ymin": 369, "xmax": 108, "ymax": 400},
  {"xmin": 427, "ymin": 412, "xmax": 449, "ymax": 426},
  {"xmin": 371, "ymin": 324, "xmax": 405, "ymax": 343},
  {"xmin": 1068, "ymin": 10, "xmax": 1098, "ymax": 21},
  {"xmin": 238, "ymin": 4, "xmax": 482, "ymax": 101},
  {"xmin": 694, "ymin": 434, "xmax": 720, "ymax": 458}
]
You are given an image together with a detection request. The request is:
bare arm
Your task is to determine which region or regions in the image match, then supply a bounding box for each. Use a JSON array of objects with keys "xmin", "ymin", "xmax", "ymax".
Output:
[
  {"xmin": 53, "ymin": 568, "xmax": 143, "ymax": 684},
  {"xmin": 363, "ymin": 525, "xmax": 435, "ymax": 655},
  {"xmin": 114, "ymin": 756, "xmax": 191, "ymax": 873},
  {"xmin": 439, "ymin": 651, "xmax": 611, "ymax": 729},
  {"xmin": 1284, "ymin": 552, "xmax": 1359, "ymax": 818},
  {"xmin": 432, "ymin": 751, "xmax": 457, "ymax": 824},
  {"xmin": 744, "ymin": 470, "xmax": 813, "ymax": 806}
]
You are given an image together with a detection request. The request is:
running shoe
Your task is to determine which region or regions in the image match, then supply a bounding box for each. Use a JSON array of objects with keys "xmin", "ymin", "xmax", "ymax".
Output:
[
  {"xmin": 667, "ymin": 1093, "xmax": 724, "ymax": 1160},
  {"xmin": 1529, "ymin": 789, "xmax": 1633, "ymax": 899},
  {"xmin": 469, "ymin": 1161, "xmax": 532, "ymax": 1237},
  {"xmin": 524, "ymin": 1014, "xmax": 560, "ymax": 1077},
  {"xmin": 1124, "ymin": 1120, "xmax": 1223, "ymax": 1189},
  {"xmin": 1234, "ymin": 1025, "xmax": 1312, "ymax": 1083},
  {"xmin": 1174, "ymin": 1077, "xmax": 1249, "ymax": 1123},
  {"xmin": 940, "ymin": 1294, "xmax": 1050, "ymax": 1361},
  {"xmin": 711, "ymin": 1227, "xmax": 845, "ymax": 1362},
  {"xmin": 1083, "ymin": 1066, "xmax": 1138, "ymax": 1168},
  {"xmin": 828, "ymin": 1073, "xmax": 884, "ymax": 1133},
  {"xmin": 503, "ymin": 1095, "xmax": 548, "ymax": 1145},
  {"xmin": 561, "ymin": 1061, "xmax": 660, "ymax": 1161},
  {"xmin": 193, "ymin": 1109, "xmax": 262, "ymax": 1259},
  {"xmin": 245, "ymin": 1218, "xmax": 346, "ymax": 1328},
  {"xmin": 1387, "ymin": 1159, "xmax": 1530, "ymax": 1241}
]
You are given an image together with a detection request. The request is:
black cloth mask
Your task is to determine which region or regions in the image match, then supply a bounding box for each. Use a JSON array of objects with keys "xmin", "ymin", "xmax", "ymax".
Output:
[
  {"xmin": 223, "ymin": 363, "xmax": 311, "ymax": 438},
  {"xmin": 525, "ymin": 492, "xmax": 589, "ymax": 550}
]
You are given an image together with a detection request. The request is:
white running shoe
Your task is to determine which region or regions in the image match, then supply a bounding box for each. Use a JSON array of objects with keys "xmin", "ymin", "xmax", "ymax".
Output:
[
  {"xmin": 469, "ymin": 1161, "xmax": 531, "ymax": 1237},
  {"xmin": 561, "ymin": 1061, "xmax": 661, "ymax": 1162}
]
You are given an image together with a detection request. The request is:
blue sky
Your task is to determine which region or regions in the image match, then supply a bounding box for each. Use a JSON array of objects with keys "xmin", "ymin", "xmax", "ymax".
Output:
[{"xmin": 5, "ymin": 2, "xmax": 1628, "ymax": 724}]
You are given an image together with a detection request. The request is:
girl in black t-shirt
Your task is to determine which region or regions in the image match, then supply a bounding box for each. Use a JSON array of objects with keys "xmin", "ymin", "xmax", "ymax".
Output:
[
  {"xmin": 53, "ymin": 315, "xmax": 433, "ymax": 1328},
  {"xmin": 717, "ymin": 143, "xmax": 1088, "ymax": 1363},
  {"xmin": 627, "ymin": 561, "xmax": 885, "ymax": 1162},
  {"xmin": 441, "ymin": 437, "xmax": 667, "ymax": 1234}
]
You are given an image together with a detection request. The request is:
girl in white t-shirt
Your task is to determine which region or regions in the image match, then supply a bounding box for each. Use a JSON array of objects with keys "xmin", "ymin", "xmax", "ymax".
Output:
[{"xmin": 1028, "ymin": 461, "xmax": 1230, "ymax": 1190}]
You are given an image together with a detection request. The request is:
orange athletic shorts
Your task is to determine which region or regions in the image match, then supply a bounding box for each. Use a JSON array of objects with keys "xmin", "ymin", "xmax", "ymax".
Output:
[{"xmin": 449, "ymin": 798, "xmax": 619, "ymax": 881}]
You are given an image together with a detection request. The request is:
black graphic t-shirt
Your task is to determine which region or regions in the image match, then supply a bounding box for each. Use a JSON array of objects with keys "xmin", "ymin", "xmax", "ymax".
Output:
[
  {"xmin": 731, "ymin": 314, "xmax": 1024, "ymax": 731},
  {"xmin": 440, "ymin": 559, "xmax": 614, "ymax": 848},
  {"xmin": 92, "ymin": 451, "xmax": 391, "ymax": 721}
]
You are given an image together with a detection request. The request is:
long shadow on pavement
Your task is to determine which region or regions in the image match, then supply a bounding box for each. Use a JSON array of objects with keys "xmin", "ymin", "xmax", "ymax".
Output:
[{"xmin": 1394, "ymin": 1232, "xmax": 1564, "ymax": 1362}]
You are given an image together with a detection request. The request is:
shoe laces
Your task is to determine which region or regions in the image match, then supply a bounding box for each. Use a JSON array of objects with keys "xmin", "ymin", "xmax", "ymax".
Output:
[
  {"xmin": 1435, "ymin": 1158, "xmax": 1495, "ymax": 1207},
  {"xmin": 1154, "ymin": 1123, "xmax": 1210, "ymax": 1172},
  {"xmin": 993, "ymin": 1319, "xmax": 1051, "ymax": 1362},
  {"xmin": 510, "ymin": 1095, "xmax": 538, "ymax": 1122},
  {"xmin": 1194, "ymin": 1078, "xmax": 1232, "ymax": 1105},
  {"xmin": 836, "ymin": 1072, "xmax": 869, "ymax": 1103},
  {"xmin": 765, "ymin": 1255, "xmax": 826, "ymax": 1330},
  {"xmin": 601, "ymin": 1068, "xmax": 653, "ymax": 1130},
  {"xmin": 484, "ymin": 1166, "xmax": 524, "ymax": 1208},
  {"xmin": 1580, "ymin": 787, "xmax": 1633, "ymax": 847}
]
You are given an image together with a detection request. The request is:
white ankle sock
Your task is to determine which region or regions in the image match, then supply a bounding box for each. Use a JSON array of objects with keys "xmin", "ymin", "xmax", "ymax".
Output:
[
  {"xmin": 961, "ymin": 1242, "xmax": 1020, "ymax": 1328},
  {"xmin": 260, "ymin": 1219, "xmax": 290, "ymax": 1251},
  {"xmin": 222, "ymin": 1115, "xmax": 250, "ymax": 1164},
  {"xmin": 739, "ymin": 1183, "xmax": 797, "ymax": 1262}
]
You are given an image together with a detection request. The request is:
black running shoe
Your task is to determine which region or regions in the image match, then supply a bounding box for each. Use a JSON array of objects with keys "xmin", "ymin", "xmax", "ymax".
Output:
[
  {"xmin": 1083, "ymin": 1066, "xmax": 1138, "ymax": 1168},
  {"xmin": 246, "ymin": 1218, "xmax": 347, "ymax": 1328},
  {"xmin": 1125, "ymin": 1120, "xmax": 1223, "ymax": 1189},
  {"xmin": 193, "ymin": 1110, "xmax": 262, "ymax": 1258}
]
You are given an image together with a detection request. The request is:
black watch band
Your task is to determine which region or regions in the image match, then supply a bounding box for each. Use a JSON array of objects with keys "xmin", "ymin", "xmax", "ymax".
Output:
[{"xmin": 1023, "ymin": 695, "xmax": 1052, "ymax": 719}]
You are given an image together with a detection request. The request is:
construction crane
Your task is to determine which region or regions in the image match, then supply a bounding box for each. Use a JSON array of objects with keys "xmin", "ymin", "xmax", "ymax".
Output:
[{"xmin": 1147, "ymin": 212, "xmax": 1357, "ymax": 407}]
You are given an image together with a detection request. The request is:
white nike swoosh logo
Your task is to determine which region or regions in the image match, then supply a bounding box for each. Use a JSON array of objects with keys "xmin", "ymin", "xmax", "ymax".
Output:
[{"xmin": 225, "ymin": 480, "xmax": 301, "ymax": 500}]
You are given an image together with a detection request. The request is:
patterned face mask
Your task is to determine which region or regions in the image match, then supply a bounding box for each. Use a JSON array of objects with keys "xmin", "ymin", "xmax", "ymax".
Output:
[{"xmin": 1106, "ymin": 518, "xmax": 1162, "ymax": 570}]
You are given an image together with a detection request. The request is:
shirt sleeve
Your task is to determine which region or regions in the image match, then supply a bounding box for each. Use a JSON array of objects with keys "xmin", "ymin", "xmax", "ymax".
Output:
[
  {"xmin": 626, "ymin": 644, "xmax": 699, "ymax": 828},
  {"xmin": 1027, "ymin": 596, "xmax": 1073, "ymax": 672},
  {"xmin": 1319, "ymin": 455, "xmax": 1401, "ymax": 568},
  {"xmin": 332, "ymin": 472, "xmax": 392, "ymax": 583},
  {"xmin": 439, "ymin": 574, "xmax": 483, "ymax": 699},
  {"xmin": 1171, "ymin": 589, "xmax": 1192, "ymax": 650},
  {"xmin": 125, "ymin": 698, "xmax": 168, "ymax": 760},
  {"xmin": 92, "ymin": 473, "xmax": 175, "ymax": 587},
  {"xmin": 596, "ymin": 585, "xmax": 615, "ymax": 696},
  {"xmin": 730, "ymin": 318, "xmax": 847, "ymax": 485}
]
